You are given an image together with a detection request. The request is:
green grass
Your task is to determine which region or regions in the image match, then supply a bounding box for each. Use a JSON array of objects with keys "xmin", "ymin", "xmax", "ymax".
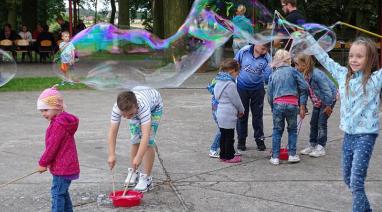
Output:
[{"xmin": 0, "ymin": 77, "xmax": 89, "ymax": 92}]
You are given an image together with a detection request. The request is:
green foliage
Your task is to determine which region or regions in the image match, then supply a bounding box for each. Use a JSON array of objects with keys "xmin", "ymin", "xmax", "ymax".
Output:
[{"xmin": 0, "ymin": 77, "xmax": 88, "ymax": 92}]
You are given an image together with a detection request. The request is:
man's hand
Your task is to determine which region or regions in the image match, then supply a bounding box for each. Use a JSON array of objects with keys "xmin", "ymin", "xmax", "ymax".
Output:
[
  {"xmin": 108, "ymin": 154, "xmax": 116, "ymax": 170},
  {"xmin": 38, "ymin": 166, "xmax": 47, "ymax": 173},
  {"xmin": 323, "ymin": 106, "xmax": 333, "ymax": 117}
]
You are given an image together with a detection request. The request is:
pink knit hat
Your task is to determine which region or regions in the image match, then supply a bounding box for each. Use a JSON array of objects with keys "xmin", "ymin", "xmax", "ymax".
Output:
[{"xmin": 37, "ymin": 86, "xmax": 65, "ymax": 110}]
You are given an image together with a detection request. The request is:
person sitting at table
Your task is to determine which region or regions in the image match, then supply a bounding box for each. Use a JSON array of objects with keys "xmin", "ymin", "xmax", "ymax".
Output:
[
  {"xmin": 19, "ymin": 25, "xmax": 32, "ymax": 41},
  {"xmin": 0, "ymin": 23, "xmax": 20, "ymax": 41}
]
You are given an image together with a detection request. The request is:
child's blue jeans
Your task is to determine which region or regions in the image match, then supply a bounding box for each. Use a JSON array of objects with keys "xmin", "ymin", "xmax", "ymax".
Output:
[
  {"xmin": 210, "ymin": 109, "xmax": 221, "ymax": 151},
  {"xmin": 343, "ymin": 133, "xmax": 377, "ymax": 212},
  {"xmin": 51, "ymin": 175, "xmax": 73, "ymax": 212},
  {"xmin": 309, "ymin": 106, "xmax": 329, "ymax": 147},
  {"xmin": 271, "ymin": 103, "xmax": 298, "ymax": 158}
]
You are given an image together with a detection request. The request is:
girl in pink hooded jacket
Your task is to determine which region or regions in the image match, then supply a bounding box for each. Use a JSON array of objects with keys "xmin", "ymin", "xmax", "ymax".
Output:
[{"xmin": 37, "ymin": 86, "xmax": 79, "ymax": 212}]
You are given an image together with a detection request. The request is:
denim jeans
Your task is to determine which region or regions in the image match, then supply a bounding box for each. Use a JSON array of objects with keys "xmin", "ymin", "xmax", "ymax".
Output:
[
  {"xmin": 309, "ymin": 106, "xmax": 329, "ymax": 147},
  {"xmin": 210, "ymin": 127, "xmax": 221, "ymax": 151},
  {"xmin": 271, "ymin": 103, "xmax": 298, "ymax": 158},
  {"xmin": 236, "ymin": 87, "xmax": 265, "ymax": 141},
  {"xmin": 51, "ymin": 175, "xmax": 73, "ymax": 212},
  {"xmin": 343, "ymin": 133, "xmax": 377, "ymax": 212}
]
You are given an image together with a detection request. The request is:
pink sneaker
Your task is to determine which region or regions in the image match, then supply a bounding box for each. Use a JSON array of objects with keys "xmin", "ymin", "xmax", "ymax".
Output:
[{"xmin": 224, "ymin": 156, "xmax": 241, "ymax": 163}]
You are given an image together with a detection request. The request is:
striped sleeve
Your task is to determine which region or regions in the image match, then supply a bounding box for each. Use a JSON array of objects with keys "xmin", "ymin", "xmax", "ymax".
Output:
[
  {"xmin": 136, "ymin": 99, "xmax": 151, "ymax": 125},
  {"xmin": 110, "ymin": 103, "xmax": 122, "ymax": 123}
]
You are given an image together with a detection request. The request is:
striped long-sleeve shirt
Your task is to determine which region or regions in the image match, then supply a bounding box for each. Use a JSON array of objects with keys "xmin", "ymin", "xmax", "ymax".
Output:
[{"xmin": 111, "ymin": 87, "xmax": 163, "ymax": 125}]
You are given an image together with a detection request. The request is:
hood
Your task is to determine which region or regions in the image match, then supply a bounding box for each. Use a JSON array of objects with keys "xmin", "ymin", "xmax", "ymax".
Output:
[{"xmin": 52, "ymin": 111, "xmax": 79, "ymax": 135}]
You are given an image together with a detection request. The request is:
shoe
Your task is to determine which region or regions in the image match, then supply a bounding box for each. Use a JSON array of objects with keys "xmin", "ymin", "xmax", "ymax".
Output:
[
  {"xmin": 234, "ymin": 150, "xmax": 242, "ymax": 156},
  {"xmin": 269, "ymin": 157, "xmax": 279, "ymax": 165},
  {"xmin": 124, "ymin": 168, "xmax": 139, "ymax": 187},
  {"xmin": 224, "ymin": 155, "xmax": 241, "ymax": 163},
  {"xmin": 300, "ymin": 145, "xmax": 315, "ymax": 155},
  {"xmin": 237, "ymin": 139, "xmax": 246, "ymax": 151},
  {"xmin": 134, "ymin": 173, "xmax": 153, "ymax": 192},
  {"xmin": 288, "ymin": 155, "xmax": 300, "ymax": 163},
  {"xmin": 256, "ymin": 138, "xmax": 266, "ymax": 151},
  {"xmin": 209, "ymin": 150, "xmax": 220, "ymax": 158},
  {"xmin": 309, "ymin": 145, "xmax": 326, "ymax": 157}
]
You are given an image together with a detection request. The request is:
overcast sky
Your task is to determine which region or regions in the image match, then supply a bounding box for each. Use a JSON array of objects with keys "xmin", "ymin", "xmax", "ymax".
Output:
[{"xmin": 65, "ymin": 1, "xmax": 109, "ymax": 11}]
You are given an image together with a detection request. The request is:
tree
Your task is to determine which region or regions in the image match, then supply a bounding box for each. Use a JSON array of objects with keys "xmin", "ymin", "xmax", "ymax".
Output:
[
  {"xmin": 110, "ymin": 0, "xmax": 116, "ymax": 24},
  {"xmin": 162, "ymin": 0, "xmax": 189, "ymax": 37},
  {"xmin": 152, "ymin": 0, "xmax": 164, "ymax": 38},
  {"xmin": 21, "ymin": 0, "xmax": 38, "ymax": 31},
  {"xmin": 119, "ymin": 0, "xmax": 130, "ymax": 29}
]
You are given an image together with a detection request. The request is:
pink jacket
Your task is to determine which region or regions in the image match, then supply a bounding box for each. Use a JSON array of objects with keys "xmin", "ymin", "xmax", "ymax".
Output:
[{"xmin": 39, "ymin": 111, "xmax": 80, "ymax": 176}]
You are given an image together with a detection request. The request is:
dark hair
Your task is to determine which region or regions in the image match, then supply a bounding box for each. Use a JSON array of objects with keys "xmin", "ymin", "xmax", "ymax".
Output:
[
  {"xmin": 220, "ymin": 58, "xmax": 240, "ymax": 72},
  {"xmin": 345, "ymin": 37, "xmax": 380, "ymax": 96},
  {"xmin": 117, "ymin": 91, "xmax": 138, "ymax": 112},
  {"xmin": 282, "ymin": 0, "xmax": 297, "ymax": 7}
]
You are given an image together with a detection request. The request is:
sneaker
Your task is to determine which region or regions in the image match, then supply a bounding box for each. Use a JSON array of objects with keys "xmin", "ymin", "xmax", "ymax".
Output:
[
  {"xmin": 309, "ymin": 145, "xmax": 326, "ymax": 157},
  {"xmin": 237, "ymin": 139, "xmax": 246, "ymax": 151},
  {"xmin": 209, "ymin": 150, "xmax": 220, "ymax": 158},
  {"xmin": 124, "ymin": 168, "xmax": 139, "ymax": 187},
  {"xmin": 224, "ymin": 155, "xmax": 241, "ymax": 163},
  {"xmin": 300, "ymin": 146, "xmax": 315, "ymax": 155},
  {"xmin": 234, "ymin": 149, "xmax": 242, "ymax": 156},
  {"xmin": 256, "ymin": 138, "xmax": 266, "ymax": 151},
  {"xmin": 134, "ymin": 173, "xmax": 153, "ymax": 192},
  {"xmin": 288, "ymin": 155, "xmax": 301, "ymax": 163},
  {"xmin": 269, "ymin": 157, "xmax": 280, "ymax": 165}
]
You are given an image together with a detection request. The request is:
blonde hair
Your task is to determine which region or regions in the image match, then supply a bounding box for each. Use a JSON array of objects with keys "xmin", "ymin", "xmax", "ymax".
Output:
[
  {"xmin": 237, "ymin": 5, "xmax": 246, "ymax": 15},
  {"xmin": 345, "ymin": 37, "xmax": 380, "ymax": 95},
  {"xmin": 295, "ymin": 53, "xmax": 315, "ymax": 78},
  {"xmin": 272, "ymin": 49, "xmax": 291, "ymax": 68}
]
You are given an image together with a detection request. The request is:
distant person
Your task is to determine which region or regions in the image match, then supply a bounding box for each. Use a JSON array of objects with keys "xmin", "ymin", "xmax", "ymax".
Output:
[
  {"xmin": 32, "ymin": 23, "xmax": 44, "ymax": 39},
  {"xmin": 56, "ymin": 17, "xmax": 70, "ymax": 33},
  {"xmin": 18, "ymin": 25, "xmax": 32, "ymax": 41},
  {"xmin": 0, "ymin": 23, "xmax": 20, "ymax": 41},
  {"xmin": 59, "ymin": 31, "xmax": 75, "ymax": 80},
  {"xmin": 36, "ymin": 24, "xmax": 55, "ymax": 62},
  {"xmin": 281, "ymin": 0, "xmax": 306, "ymax": 26},
  {"xmin": 231, "ymin": 5, "xmax": 254, "ymax": 56},
  {"xmin": 75, "ymin": 19, "xmax": 86, "ymax": 34}
]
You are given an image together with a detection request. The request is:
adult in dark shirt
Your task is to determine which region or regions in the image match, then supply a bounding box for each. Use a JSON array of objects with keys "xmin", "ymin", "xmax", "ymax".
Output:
[
  {"xmin": 281, "ymin": 0, "xmax": 306, "ymax": 26},
  {"xmin": 75, "ymin": 19, "xmax": 86, "ymax": 34},
  {"xmin": 36, "ymin": 24, "xmax": 55, "ymax": 62},
  {"xmin": 56, "ymin": 17, "xmax": 70, "ymax": 33},
  {"xmin": 0, "ymin": 23, "xmax": 20, "ymax": 41}
]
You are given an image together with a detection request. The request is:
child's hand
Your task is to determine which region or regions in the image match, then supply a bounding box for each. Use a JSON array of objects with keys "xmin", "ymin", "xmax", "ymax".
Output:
[
  {"xmin": 323, "ymin": 106, "xmax": 333, "ymax": 117},
  {"xmin": 299, "ymin": 105, "xmax": 306, "ymax": 119},
  {"xmin": 238, "ymin": 112, "xmax": 244, "ymax": 118},
  {"xmin": 38, "ymin": 166, "xmax": 47, "ymax": 173},
  {"xmin": 108, "ymin": 155, "xmax": 116, "ymax": 170},
  {"xmin": 132, "ymin": 156, "xmax": 142, "ymax": 170}
]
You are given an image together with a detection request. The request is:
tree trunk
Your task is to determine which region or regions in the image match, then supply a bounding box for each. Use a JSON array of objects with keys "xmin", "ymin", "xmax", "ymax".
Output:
[
  {"xmin": 7, "ymin": 0, "xmax": 17, "ymax": 28},
  {"xmin": 110, "ymin": 0, "xmax": 116, "ymax": 24},
  {"xmin": 22, "ymin": 0, "xmax": 38, "ymax": 31},
  {"xmin": 74, "ymin": 0, "xmax": 78, "ymax": 29},
  {"xmin": 118, "ymin": 0, "xmax": 130, "ymax": 29},
  {"xmin": 163, "ymin": 0, "xmax": 189, "ymax": 37},
  {"xmin": 152, "ymin": 0, "xmax": 164, "ymax": 38},
  {"xmin": 94, "ymin": 0, "xmax": 98, "ymax": 24}
]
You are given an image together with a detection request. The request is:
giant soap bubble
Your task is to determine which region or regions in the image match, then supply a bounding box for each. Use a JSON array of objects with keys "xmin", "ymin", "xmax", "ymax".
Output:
[{"xmin": 0, "ymin": 49, "xmax": 17, "ymax": 87}]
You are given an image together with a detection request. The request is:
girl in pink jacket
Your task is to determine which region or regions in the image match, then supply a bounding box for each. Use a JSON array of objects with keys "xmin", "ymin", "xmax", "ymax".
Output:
[{"xmin": 37, "ymin": 86, "xmax": 79, "ymax": 212}]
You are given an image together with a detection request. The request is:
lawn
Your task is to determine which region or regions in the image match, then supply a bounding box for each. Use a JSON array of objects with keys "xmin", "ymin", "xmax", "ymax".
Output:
[{"xmin": 0, "ymin": 77, "xmax": 89, "ymax": 92}]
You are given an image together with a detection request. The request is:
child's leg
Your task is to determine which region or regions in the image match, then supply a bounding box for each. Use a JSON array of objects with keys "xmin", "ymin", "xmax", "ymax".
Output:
[
  {"xmin": 225, "ymin": 129, "xmax": 235, "ymax": 159},
  {"xmin": 64, "ymin": 188, "xmax": 73, "ymax": 212},
  {"xmin": 51, "ymin": 176, "xmax": 72, "ymax": 212},
  {"xmin": 219, "ymin": 128, "xmax": 227, "ymax": 160},
  {"xmin": 342, "ymin": 133, "xmax": 353, "ymax": 187},
  {"xmin": 309, "ymin": 107, "xmax": 320, "ymax": 146},
  {"xmin": 210, "ymin": 127, "xmax": 221, "ymax": 151},
  {"xmin": 143, "ymin": 146, "xmax": 155, "ymax": 176},
  {"xmin": 271, "ymin": 104, "xmax": 285, "ymax": 158},
  {"xmin": 349, "ymin": 134, "xmax": 376, "ymax": 212},
  {"xmin": 285, "ymin": 105, "xmax": 298, "ymax": 156},
  {"xmin": 317, "ymin": 107, "xmax": 329, "ymax": 147}
]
